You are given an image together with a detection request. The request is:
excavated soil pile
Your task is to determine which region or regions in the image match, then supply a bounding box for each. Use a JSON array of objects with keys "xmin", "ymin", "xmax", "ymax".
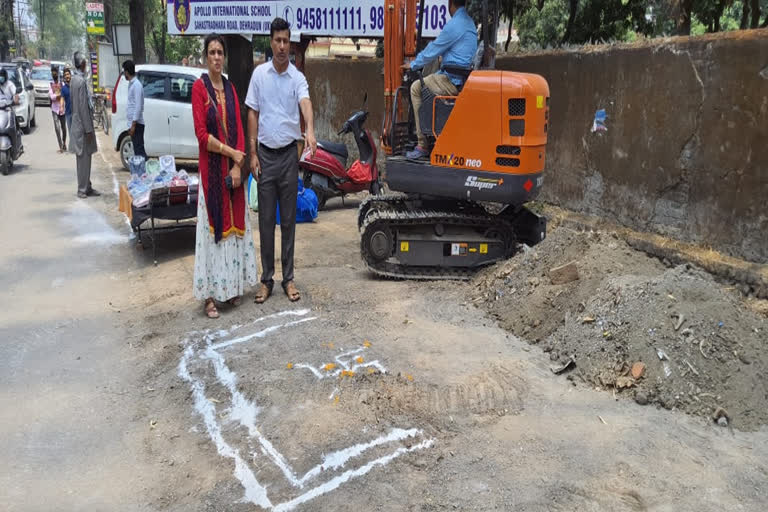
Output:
[{"xmin": 473, "ymin": 227, "xmax": 768, "ymax": 431}]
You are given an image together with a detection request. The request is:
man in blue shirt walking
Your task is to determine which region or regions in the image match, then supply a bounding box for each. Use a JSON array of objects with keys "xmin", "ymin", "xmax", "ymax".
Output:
[
  {"xmin": 123, "ymin": 60, "xmax": 146, "ymax": 158},
  {"xmin": 406, "ymin": 0, "xmax": 477, "ymax": 160}
]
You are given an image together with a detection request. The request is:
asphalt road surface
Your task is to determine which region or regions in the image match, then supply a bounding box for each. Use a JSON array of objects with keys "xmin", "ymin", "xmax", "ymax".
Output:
[{"xmin": 1, "ymin": 109, "xmax": 766, "ymax": 512}]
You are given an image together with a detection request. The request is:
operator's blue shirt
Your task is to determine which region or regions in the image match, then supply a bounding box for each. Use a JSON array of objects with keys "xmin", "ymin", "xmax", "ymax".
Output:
[{"xmin": 410, "ymin": 7, "xmax": 478, "ymax": 86}]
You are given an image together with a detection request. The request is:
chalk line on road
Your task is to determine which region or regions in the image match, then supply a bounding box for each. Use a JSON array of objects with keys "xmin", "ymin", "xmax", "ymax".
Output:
[{"xmin": 179, "ymin": 309, "xmax": 433, "ymax": 510}]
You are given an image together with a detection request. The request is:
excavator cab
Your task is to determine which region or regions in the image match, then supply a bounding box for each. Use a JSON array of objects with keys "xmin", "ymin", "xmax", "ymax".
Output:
[{"xmin": 359, "ymin": 0, "xmax": 550, "ymax": 279}]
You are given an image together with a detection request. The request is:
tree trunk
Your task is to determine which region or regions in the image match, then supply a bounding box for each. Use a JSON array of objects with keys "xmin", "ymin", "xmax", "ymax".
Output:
[
  {"xmin": 504, "ymin": 11, "xmax": 514, "ymax": 52},
  {"xmin": 129, "ymin": 0, "xmax": 146, "ymax": 63},
  {"xmin": 561, "ymin": 0, "xmax": 579, "ymax": 43},
  {"xmin": 678, "ymin": 0, "xmax": 693, "ymax": 35},
  {"xmin": 750, "ymin": 0, "xmax": 760, "ymax": 27},
  {"xmin": 740, "ymin": 0, "xmax": 750, "ymax": 29},
  {"xmin": 104, "ymin": 0, "xmax": 113, "ymax": 42},
  {"xmin": 222, "ymin": 34, "xmax": 254, "ymax": 167},
  {"xmin": 762, "ymin": 12, "xmax": 768, "ymax": 27},
  {"xmin": 713, "ymin": 0, "xmax": 726, "ymax": 32}
]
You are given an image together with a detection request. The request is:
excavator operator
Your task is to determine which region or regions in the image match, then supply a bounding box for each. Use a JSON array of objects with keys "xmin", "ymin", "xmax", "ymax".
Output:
[{"xmin": 405, "ymin": 0, "xmax": 477, "ymax": 160}]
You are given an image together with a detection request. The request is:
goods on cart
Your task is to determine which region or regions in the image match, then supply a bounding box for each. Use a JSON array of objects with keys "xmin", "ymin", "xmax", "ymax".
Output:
[{"xmin": 126, "ymin": 155, "xmax": 198, "ymax": 208}]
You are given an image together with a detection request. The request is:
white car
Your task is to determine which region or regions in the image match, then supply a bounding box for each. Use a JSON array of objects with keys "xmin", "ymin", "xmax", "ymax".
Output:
[
  {"xmin": 0, "ymin": 64, "xmax": 36, "ymax": 134},
  {"xmin": 112, "ymin": 64, "xmax": 204, "ymax": 170}
]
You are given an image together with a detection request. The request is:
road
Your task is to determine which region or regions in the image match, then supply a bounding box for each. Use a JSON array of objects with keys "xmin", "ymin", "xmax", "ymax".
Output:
[{"xmin": 1, "ymin": 109, "xmax": 766, "ymax": 511}]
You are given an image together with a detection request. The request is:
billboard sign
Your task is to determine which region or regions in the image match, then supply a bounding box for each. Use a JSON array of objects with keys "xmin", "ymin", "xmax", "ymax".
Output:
[
  {"xmin": 86, "ymin": 2, "xmax": 106, "ymax": 35},
  {"xmin": 167, "ymin": 0, "xmax": 450, "ymax": 38}
]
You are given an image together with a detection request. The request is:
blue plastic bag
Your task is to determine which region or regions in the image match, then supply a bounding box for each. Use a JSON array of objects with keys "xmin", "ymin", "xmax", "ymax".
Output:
[{"xmin": 276, "ymin": 178, "xmax": 318, "ymax": 224}]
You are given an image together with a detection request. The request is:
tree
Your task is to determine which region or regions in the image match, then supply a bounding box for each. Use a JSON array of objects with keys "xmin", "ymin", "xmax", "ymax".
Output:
[
  {"xmin": 30, "ymin": 0, "xmax": 84, "ymax": 60},
  {"xmin": 129, "ymin": 0, "xmax": 146, "ymax": 63},
  {"xmin": 515, "ymin": 0, "xmax": 569, "ymax": 48},
  {"xmin": 562, "ymin": 0, "xmax": 579, "ymax": 43},
  {"xmin": 147, "ymin": 0, "xmax": 166, "ymax": 62},
  {"xmin": 750, "ymin": 0, "xmax": 761, "ymax": 26},
  {"xmin": 0, "ymin": 0, "xmax": 13, "ymax": 62}
]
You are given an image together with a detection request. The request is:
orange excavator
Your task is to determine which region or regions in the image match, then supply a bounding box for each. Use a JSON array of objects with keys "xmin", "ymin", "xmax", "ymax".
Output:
[{"xmin": 359, "ymin": 0, "xmax": 550, "ymax": 279}]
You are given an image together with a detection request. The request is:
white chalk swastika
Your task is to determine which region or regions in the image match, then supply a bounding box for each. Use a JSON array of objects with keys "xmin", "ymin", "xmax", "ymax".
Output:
[
  {"xmin": 294, "ymin": 345, "xmax": 387, "ymax": 381},
  {"xmin": 178, "ymin": 309, "xmax": 433, "ymax": 511}
]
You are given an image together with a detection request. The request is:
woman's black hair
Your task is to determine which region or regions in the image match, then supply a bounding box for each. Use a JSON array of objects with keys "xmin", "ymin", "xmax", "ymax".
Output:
[{"xmin": 204, "ymin": 33, "xmax": 227, "ymax": 57}]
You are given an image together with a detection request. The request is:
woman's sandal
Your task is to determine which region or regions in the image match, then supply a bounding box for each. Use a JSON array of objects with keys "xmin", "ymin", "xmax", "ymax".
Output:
[
  {"xmin": 228, "ymin": 296, "xmax": 242, "ymax": 306},
  {"xmin": 283, "ymin": 281, "xmax": 301, "ymax": 302},
  {"xmin": 254, "ymin": 283, "xmax": 272, "ymax": 304},
  {"xmin": 204, "ymin": 298, "xmax": 219, "ymax": 319}
]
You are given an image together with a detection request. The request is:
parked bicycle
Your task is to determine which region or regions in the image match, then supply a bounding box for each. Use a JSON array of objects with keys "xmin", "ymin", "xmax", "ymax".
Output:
[{"xmin": 93, "ymin": 92, "xmax": 110, "ymax": 135}]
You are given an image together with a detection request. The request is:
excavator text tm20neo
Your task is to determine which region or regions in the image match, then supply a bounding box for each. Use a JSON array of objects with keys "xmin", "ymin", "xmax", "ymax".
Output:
[{"xmin": 359, "ymin": 0, "xmax": 550, "ymax": 279}]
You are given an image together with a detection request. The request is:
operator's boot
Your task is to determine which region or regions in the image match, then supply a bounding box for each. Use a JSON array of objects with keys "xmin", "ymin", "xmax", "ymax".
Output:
[{"xmin": 406, "ymin": 145, "xmax": 430, "ymax": 160}]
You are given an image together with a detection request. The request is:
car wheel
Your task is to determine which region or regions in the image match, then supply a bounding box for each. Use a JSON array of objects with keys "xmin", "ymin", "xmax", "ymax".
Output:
[
  {"xmin": 119, "ymin": 135, "xmax": 134, "ymax": 171},
  {"xmin": 30, "ymin": 108, "xmax": 36, "ymax": 128},
  {"xmin": 22, "ymin": 123, "xmax": 30, "ymax": 135}
]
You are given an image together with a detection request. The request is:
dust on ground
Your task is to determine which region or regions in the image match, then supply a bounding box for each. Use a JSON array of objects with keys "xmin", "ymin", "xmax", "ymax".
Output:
[{"xmin": 474, "ymin": 226, "xmax": 768, "ymax": 431}]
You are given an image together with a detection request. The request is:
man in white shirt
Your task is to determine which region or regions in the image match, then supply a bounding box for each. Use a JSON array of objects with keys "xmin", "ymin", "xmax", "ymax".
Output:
[
  {"xmin": 122, "ymin": 60, "xmax": 146, "ymax": 158},
  {"xmin": 0, "ymin": 68, "xmax": 21, "ymax": 157},
  {"xmin": 247, "ymin": 17, "xmax": 317, "ymax": 304}
]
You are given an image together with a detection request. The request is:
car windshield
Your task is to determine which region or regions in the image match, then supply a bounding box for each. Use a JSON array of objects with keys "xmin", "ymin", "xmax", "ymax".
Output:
[
  {"xmin": 31, "ymin": 68, "xmax": 53, "ymax": 81},
  {"xmin": 2, "ymin": 67, "xmax": 22, "ymax": 89}
]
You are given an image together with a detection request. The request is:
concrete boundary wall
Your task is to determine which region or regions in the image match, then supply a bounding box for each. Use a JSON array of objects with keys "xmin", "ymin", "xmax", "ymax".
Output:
[{"xmin": 307, "ymin": 30, "xmax": 768, "ymax": 263}]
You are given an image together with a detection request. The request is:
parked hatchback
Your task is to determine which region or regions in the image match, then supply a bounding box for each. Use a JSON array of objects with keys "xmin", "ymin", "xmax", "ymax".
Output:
[
  {"xmin": 112, "ymin": 64, "xmax": 203, "ymax": 170},
  {"xmin": 0, "ymin": 63, "xmax": 36, "ymax": 133}
]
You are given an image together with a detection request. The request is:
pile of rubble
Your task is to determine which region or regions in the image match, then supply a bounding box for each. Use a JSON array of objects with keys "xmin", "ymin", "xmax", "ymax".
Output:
[{"xmin": 473, "ymin": 227, "xmax": 768, "ymax": 431}]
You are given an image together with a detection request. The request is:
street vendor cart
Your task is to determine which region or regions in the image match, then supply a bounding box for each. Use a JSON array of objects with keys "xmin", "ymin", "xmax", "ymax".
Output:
[{"xmin": 119, "ymin": 183, "xmax": 197, "ymax": 264}]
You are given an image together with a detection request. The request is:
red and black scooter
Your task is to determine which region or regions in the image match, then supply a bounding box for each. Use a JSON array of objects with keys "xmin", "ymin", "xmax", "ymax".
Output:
[{"xmin": 300, "ymin": 97, "xmax": 381, "ymax": 210}]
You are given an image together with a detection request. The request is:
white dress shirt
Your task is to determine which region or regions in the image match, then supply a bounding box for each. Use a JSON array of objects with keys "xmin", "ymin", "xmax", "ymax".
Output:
[
  {"xmin": 126, "ymin": 76, "xmax": 145, "ymax": 128},
  {"xmin": 0, "ymin": 80, "xmax": 16, "ymax": 104},
  {"xmin": 245, "ymin": 61, "xmax": 309, "ymax": 149}
]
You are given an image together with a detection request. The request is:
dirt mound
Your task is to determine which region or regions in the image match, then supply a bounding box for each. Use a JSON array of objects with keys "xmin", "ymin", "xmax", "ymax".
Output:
[{"xmin": 473, "ymin": 227, "xmax": 768, "ymax": 431}]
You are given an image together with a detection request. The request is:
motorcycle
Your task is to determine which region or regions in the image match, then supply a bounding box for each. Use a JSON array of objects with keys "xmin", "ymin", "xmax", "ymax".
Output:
[
  {"xmin": 299, "ymin": 95, "xmax": 381, "ymax": 210},
  {"xmin": 0, "ymin": 98, "xmax": 22, "ymax": 176}
]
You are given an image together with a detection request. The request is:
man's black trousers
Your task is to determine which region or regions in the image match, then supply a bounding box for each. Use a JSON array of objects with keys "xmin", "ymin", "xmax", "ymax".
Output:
[
  {"xmin": 132, "ymin": 123, "xmax": 146, "ymax": 158},
  {"xmin": 257, "ymin": 141, "xmax": 298, "ymax": 287}
]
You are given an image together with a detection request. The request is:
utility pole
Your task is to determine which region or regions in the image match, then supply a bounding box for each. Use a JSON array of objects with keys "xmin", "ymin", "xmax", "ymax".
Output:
[
  {"xmin": 16, "ymin": 0, "xmax": 23, "ymax": 56},
  {"xmin": 38, "ymin": 0, "xmax": 43, "ymax": 58}
]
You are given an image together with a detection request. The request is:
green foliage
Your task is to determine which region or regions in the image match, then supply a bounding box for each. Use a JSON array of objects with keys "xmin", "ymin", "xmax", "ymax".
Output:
[
  {"xmin": 516, "ymin": 0, "xmax": 569, "ymax": 48},
  {"xmin": 253, "ymin": 35, "xmax": 271, "ymax": 54},
  {"xmin": 165, "ymin": 35, "xmax": 202, "ymax": 65},
  {"xmin": 483, "ymin": 0, "xmax": 764, "ymax": 50},
  {"xmin": 31, "ymin": 0, "xmax": 85, "ymax": 60}
]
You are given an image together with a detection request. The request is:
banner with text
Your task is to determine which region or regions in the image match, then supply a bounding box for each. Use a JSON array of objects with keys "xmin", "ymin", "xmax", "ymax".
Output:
[
  {"xmin": 167, "ymin": 0, "xmax": 450, "ymax": 37},
  {"xmin": 86, "ymin": 3, "xmax": 105, "ymax": 35}
]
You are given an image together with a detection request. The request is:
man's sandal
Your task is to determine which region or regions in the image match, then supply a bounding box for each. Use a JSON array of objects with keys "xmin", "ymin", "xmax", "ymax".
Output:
[
  {"xmin": 282, "ymin": 281, "xmax": 301, "ymax": 302},
  {"xmin": 228, "ymin": 296, "xmax": 242, "ymax": 307},
  {"xmin": 254, "ymin": 283, "xmax": 272, "ymax": 304},
  {"xmin": 204, "ymin": 298, "xmax": 220, "ymax": 319}
]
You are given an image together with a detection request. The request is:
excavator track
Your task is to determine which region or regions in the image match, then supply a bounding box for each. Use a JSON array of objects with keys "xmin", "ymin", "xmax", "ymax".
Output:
[
  {"xmin": 357, "ymin": 193, "xmax": 409, "ymax": 231},
  {"xmin": 360, "ymin": 206, "xmax": 516, "ymax": 280}
]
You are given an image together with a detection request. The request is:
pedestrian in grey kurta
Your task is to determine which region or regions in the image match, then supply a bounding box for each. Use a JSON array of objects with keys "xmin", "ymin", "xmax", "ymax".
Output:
[{"xmin": 70, "ymin": 52, "xmax": 100, "ymax": 198}]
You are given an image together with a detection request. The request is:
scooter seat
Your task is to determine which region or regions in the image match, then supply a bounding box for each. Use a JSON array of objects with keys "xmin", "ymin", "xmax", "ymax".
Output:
[{"xmin": 317, "ymin": 140, "xmax": 348, "ymax": 159}]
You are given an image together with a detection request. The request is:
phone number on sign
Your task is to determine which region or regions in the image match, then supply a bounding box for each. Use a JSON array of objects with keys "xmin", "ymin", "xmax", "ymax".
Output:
[{"xmin": 294, "ymin": 5, "xmax": 447, "ymax": 34}]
